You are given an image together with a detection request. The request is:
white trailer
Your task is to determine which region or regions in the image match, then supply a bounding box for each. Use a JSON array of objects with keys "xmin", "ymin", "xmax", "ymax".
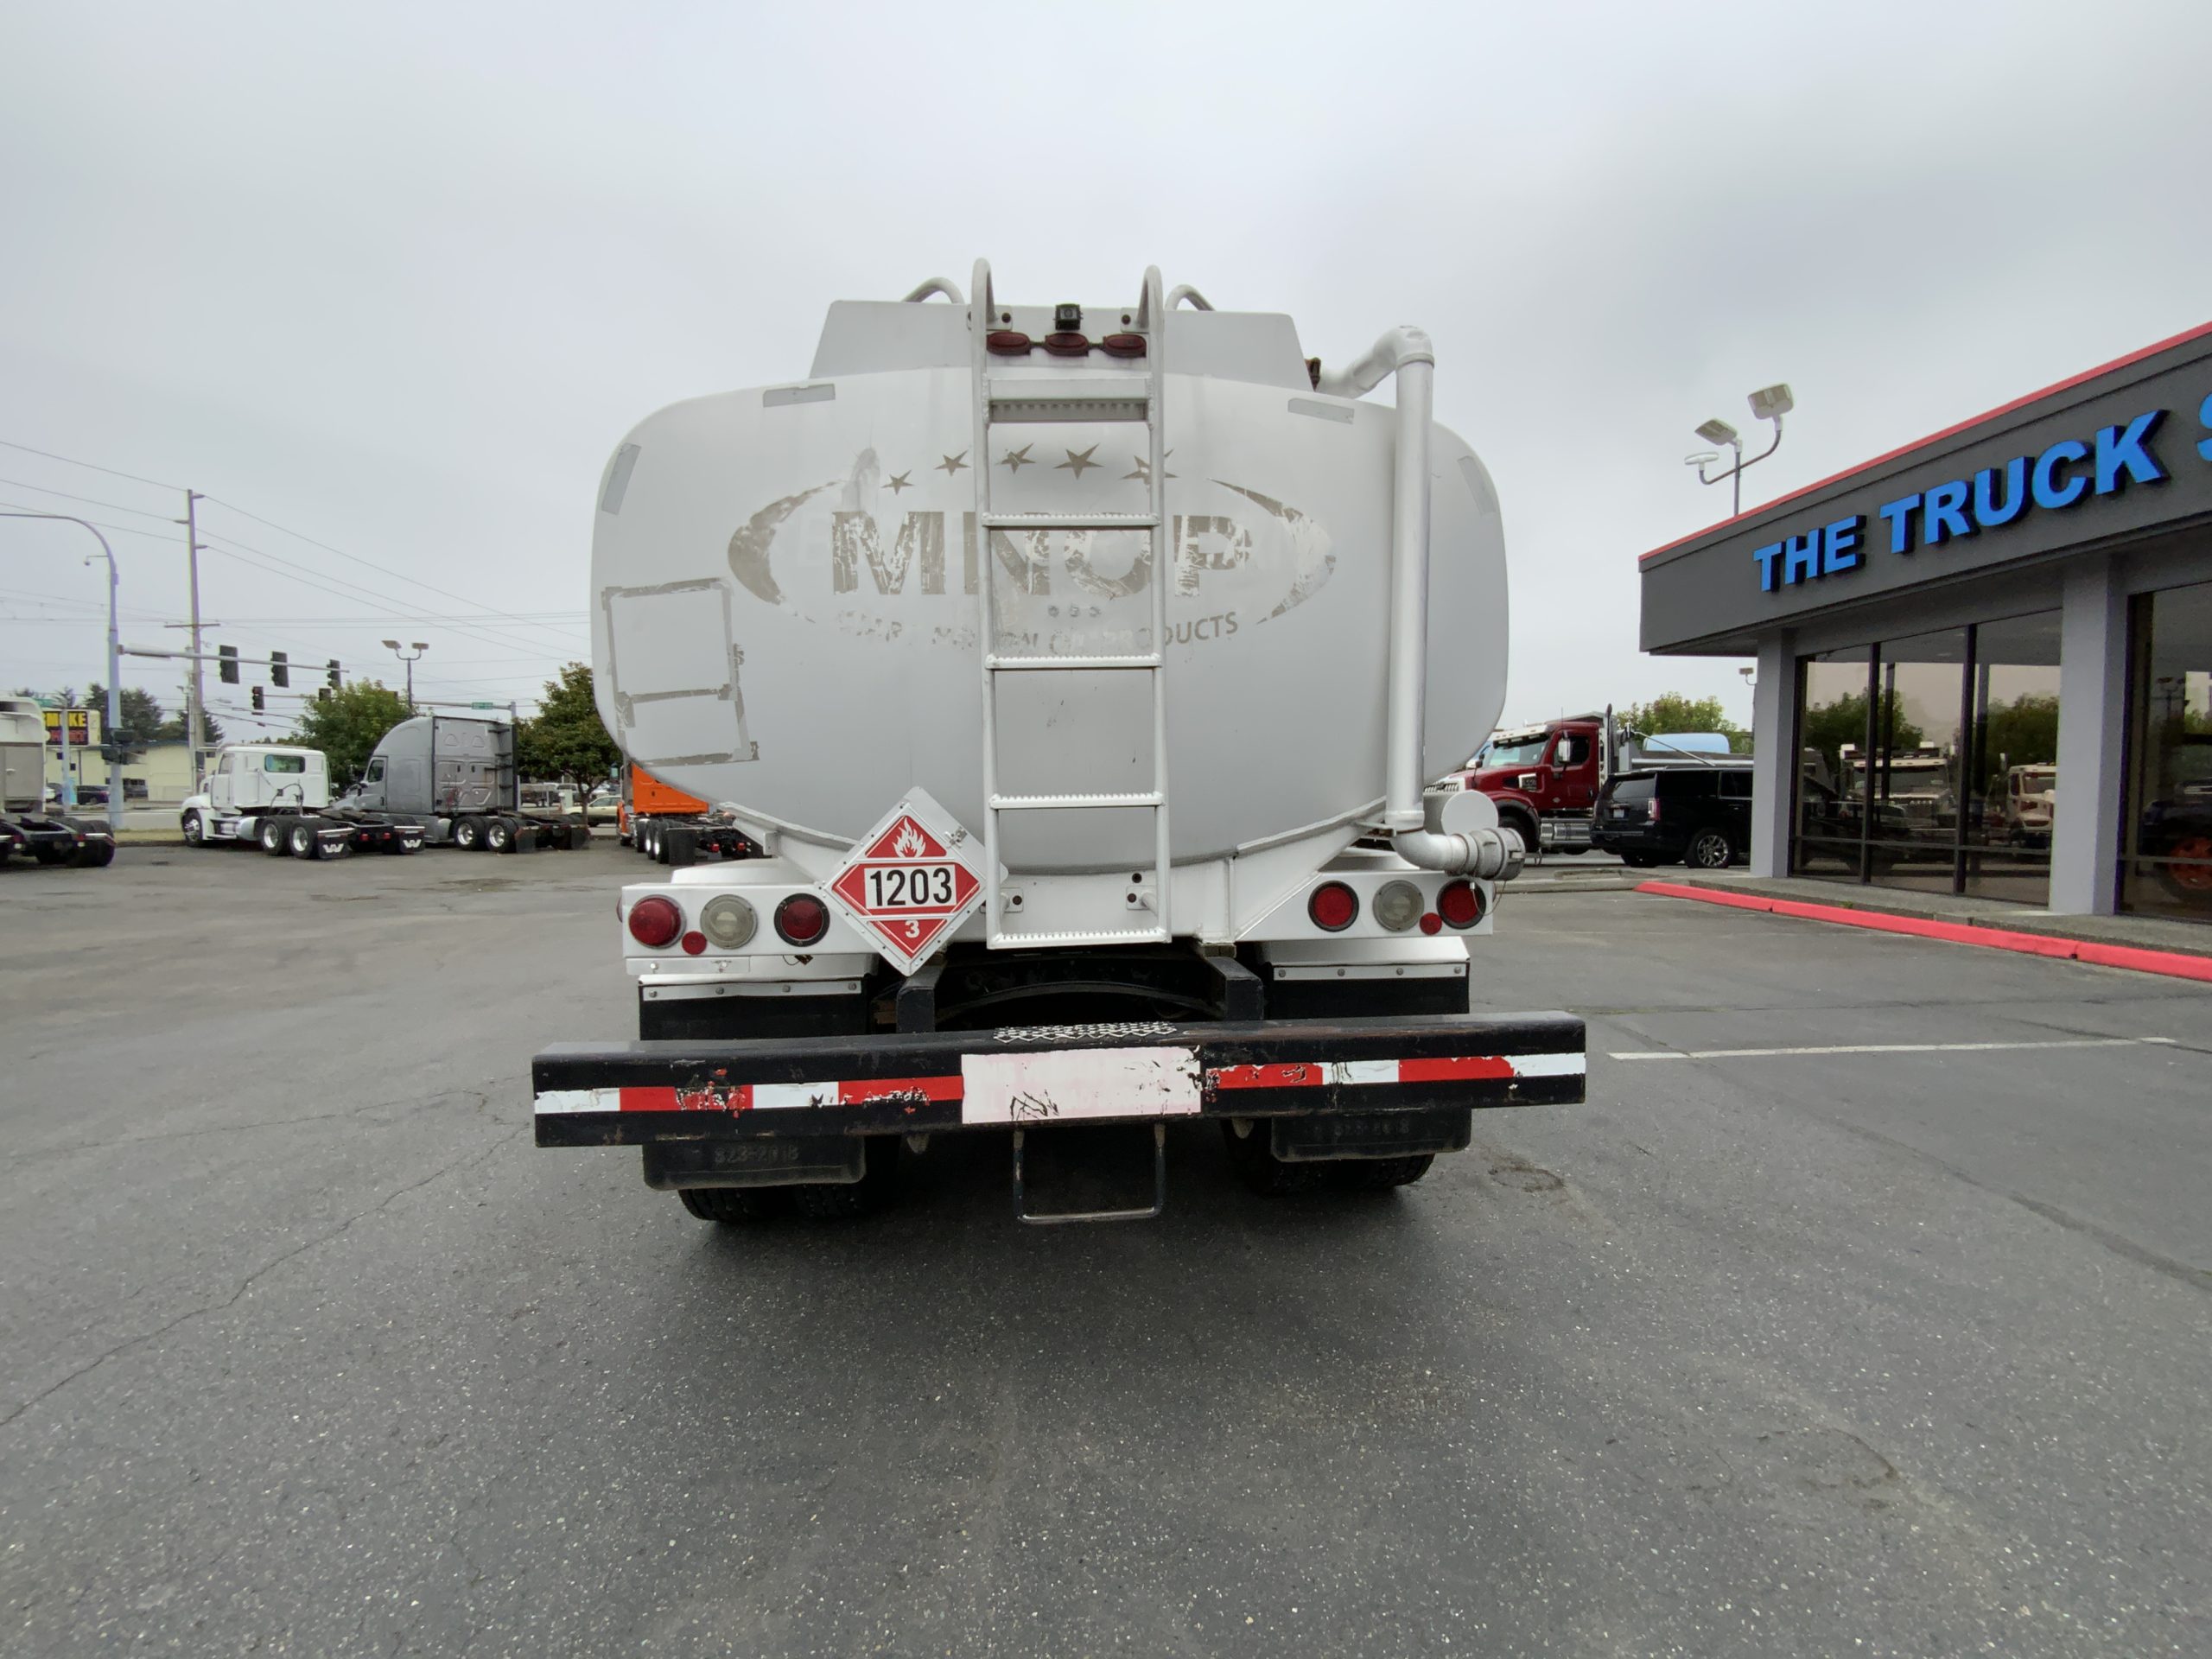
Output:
[
  {"xmin": 534, "ymin": 262, "xmax": 1585, "ymax": 1223},
  {"xmin": 1, "ymin": 696, "xmax": 116, "ymax": 869}
]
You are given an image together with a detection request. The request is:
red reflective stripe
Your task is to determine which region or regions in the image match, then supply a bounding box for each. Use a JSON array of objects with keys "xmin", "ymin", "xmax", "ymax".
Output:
[
  {"xmin": 1397, "ymin": 1055, "xmax": 1516, "ymax": 1083},
  {"xmin": 619, "ymin": 1086, "xmax": 681, "ymax": 1112},
  {"xmin": 838, "ymin": 1075, "xmax": 964, "ymax": 1103},
  {"xmin": 1211, "ymin": 1063, "xmax": 1324, "ymax": 1090}
]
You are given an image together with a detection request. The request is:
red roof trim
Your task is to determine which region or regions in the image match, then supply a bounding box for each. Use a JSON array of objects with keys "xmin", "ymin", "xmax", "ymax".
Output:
[{"xmin": 1638, "ymin": 317, "xmax": 2212, "ymax": 566}]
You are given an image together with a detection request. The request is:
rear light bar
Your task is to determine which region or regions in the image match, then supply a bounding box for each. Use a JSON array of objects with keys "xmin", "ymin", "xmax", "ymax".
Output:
[{"xmin": 985, "ymin": 331, "xmax": 1149, "ymax": 359}]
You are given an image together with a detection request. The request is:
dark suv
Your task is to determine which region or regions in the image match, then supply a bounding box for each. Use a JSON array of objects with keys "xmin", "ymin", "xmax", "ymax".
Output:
[{"xmin": 1592, "ymin": 765, "xmax": 1753, "ymax": 869}]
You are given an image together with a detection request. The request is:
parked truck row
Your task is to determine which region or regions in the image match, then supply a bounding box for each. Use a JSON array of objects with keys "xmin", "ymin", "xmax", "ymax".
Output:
[{"xmin": 181, "ymin": 715, "xmax": 588, "ymax": 860}]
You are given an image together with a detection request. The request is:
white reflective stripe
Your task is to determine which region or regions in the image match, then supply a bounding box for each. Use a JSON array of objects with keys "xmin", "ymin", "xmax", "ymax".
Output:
[
  {"xmin": 750, "ymin": 1083, "xmax": 830, "ymax": 1110},
  {"xmin": 1326, "ymin": 1059, "xmax": 1401, "ymax": 1085},
  {"xmin": 1510, "ymin": 1052, "xmax": 1586, "ymax": 1077},
  {"xmin": 962, "ymin": 1046, "xmax": 1202, "ymax": 1126},
  {"xmin": 535, "ymin": 1087, "xmax": 621, "ymax": 1115}
]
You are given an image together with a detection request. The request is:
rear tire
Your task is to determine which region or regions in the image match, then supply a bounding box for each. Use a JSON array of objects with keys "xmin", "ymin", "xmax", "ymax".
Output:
[
  {"xmin": 451, "ymin": 815, "xmax": 485, "ymax": 851},
  {"xmin": 1499, "ymin": 811, "xmax": 1538, "ymax": 859},
  {"xmin": 1221, "ymin": 1120, "xmax": 1324, "ymax": 1196},
  {"xmin": 73, "ymin": 837, "xmax": 115, "ymax": 868},
  {"xmin": 679, "ymin": 1187, "xmax": 786, "ymax": 1224},
  {"xmin": 287, "ymin": 820, "xmax": 318, "ymax": 858},
  {"xmin": 789, "ymin": 1141, "xmax": 900, "ymax": 1218},
  {"xmin": 1686, "ymin": 828, "xmax": 1736, "ymax": 869},
  {"xmin": 1341, "ymin": 1154, "xmax": 1434, "ymax": 1191},
  {"xmin": 182, "ymin": 810, "xmax": 207, "ymax": 847},
  {"xmin": 261, "ymin": 817, "xmax": 289, "ymax": 855},
  {"xmin": 486, "ymin": 817, "xmax": 516, "ymax": 854}
]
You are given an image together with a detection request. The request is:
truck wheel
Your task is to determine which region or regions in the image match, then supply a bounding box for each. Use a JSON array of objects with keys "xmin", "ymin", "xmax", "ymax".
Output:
[
  {"xmin": 288, "ymin": 819, "xmax": 320, "ymax": 859},
  {"xmin": 1686, "ymin": 828, "xmax": 1736, "ymax": 869},
  {"xmin": 261, "ymin": 817, "xmax": 289, "ymax": 856},
  {"xmin": 73, "ymin": 837, "xmax": 115, "ymax": 869},
  {"xmin": 1221, "ymin": 1121, "xmax": 1323, "ymax": 1196},
  {"xmin": 486, "ymin": 817, "xmax": 516, "ymax": 854},
  {"xmin": 1343, "ymin": 1154, "xmax": 1434, "ymax": 1191},
  {"xmin": 679, "ymin": 1187, "xmax": 786, "ymax": 1224},
  {"xmin": 790, "ymin": 1141, "xmax": 900, "ymax": 1218},
  {"xmin": 182, "ymin": 810, "xmax": 207, "ymax": 847},
  {"xmin": 1499, "ymin": 810, "xmax": 1538, "ymax": 857},
  {"xmin": 451, "ymin": 815, "xmax": 485, "ymax": 851}
]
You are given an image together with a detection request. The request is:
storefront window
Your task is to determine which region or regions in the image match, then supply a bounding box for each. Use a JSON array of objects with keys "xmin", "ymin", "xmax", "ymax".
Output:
[
  {"xmin": 2121, "ymin": 579, "xmax": 2212, "ymax": 920},
  {"xmin": 1793, "ymin": 611, "xmax": 2061, "ymax": 903},
  {"xmin": 1793, "ymin": 646, "xmax": 1872, "ymax": 880},
  {"xmin": 1962, "ymin": 610, "xmax": 2062, "ymax": 905}
]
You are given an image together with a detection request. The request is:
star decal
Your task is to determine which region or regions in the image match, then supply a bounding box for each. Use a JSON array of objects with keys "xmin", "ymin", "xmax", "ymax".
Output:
[
  {"xmin": 1056, "ymin": 445, "xmax": 1101, "ymax": 478},
  {"xmin": 1122, "ymin": 449, "xmax": 1178, "ymax": 483},
  {"xmin": 884, "ymin": 471, "xmax": 913, "ymax": 494},
  {"xmin": 1001, "ymin": 445, "xmax": 1033, "ymax": 472},
  {"xmin": 936, "ymin": 451, "xmax": 969, "ymax": 475}
]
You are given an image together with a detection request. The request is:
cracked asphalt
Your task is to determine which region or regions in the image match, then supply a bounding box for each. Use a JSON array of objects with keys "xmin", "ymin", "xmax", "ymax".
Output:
[{"xmin": 3, "ymin": 842, "xmax": 2208, "ymax": 1656}]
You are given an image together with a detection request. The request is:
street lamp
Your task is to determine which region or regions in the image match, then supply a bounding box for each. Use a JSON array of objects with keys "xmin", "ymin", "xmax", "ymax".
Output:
[
  {"xmin": 382, "ymin": 639, "xmax": 428, "ymax": 711},
  {"xmin": 1, "ymin": 512, "xmax": 122, "ymax": 830},
  {"xmin": 1687, "ymin": 384, "xmax": 1794, "ymax": 516}
]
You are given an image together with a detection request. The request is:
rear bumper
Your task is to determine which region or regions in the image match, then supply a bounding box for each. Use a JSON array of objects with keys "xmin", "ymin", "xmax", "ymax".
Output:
[{"xmin": 534, "ymin": 1012, "xmax": 1586, "ymax": 1147}]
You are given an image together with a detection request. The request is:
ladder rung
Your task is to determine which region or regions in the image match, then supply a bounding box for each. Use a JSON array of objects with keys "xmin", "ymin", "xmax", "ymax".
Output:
[
  {"xmin": 987, "ymin": 653, "xmax": 1161, "ymax": 671},
  {"xmin": 988, "ymin": 393, "xmax": 1148, "ymax": 424},
  {"xmin": 981, "ymin": 513, "xmax": 1160, "ymax": 530},
  {"xmin": 988, "ymin": 927, "xmax": 1169, "ymax": 949},
  {"xmin": 991, "ymin": 791, "xmax": 1163, "ymax": 811}
]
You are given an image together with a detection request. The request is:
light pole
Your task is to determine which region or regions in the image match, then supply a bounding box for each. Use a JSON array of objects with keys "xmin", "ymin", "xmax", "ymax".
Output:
[
  {"xmin": 382, "ymin": 640, "xmax": 428, "ymax": 710},
  {"xmin": 1686, "ymin": 384, "xmax": 1794, "ymax": 516},
  {"xmin": 2, "ymin": 512, "xmax": 123, "ymax": 830}
]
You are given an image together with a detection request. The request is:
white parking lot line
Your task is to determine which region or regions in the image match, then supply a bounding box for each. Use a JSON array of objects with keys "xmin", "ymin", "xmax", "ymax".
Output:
[{"xmin": 1611, "ymin": 1037, "xmax": 2179, "ymax": 1061}]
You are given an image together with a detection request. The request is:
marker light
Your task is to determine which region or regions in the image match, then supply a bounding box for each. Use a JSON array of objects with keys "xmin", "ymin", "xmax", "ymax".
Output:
[
  {"xmin": 1307, "ymin": 881, "xmax": 1358, "ymax": 932},
  {"xmin": 700, "ymin": 893, "xmax": 758, "ymax": 950},
  {"xmin": 987, "ymin": 330, "xmax": 1033, "ymax": 355},
  {"xmin": 775, "ymin": 893, "xmax": 830, "ymax": 946},
  {"xmin": 1371, "ymin": 880, "xmax": 1422, "ymax": 932},
  {"xmin": 1097, "ymin": 333, "xmax": 1147, "ymax": 358},
  {"xmin": 626, "ymin": 894, "xmax": 683, "ymax": 948},
  {"xmin": 680, "ymin": 931, "xmax": 707, "ymax": 956},
  {"xmin": 1041, "ymin": 332, "xmax": 1090, "ymax": 357},
  {"xmin": 1436, "ymin": 880, "xmax": 1485, "ymax": 929}
]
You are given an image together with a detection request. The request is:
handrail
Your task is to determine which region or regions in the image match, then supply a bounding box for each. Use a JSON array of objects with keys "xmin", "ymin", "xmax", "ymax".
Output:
[
  {"xmin": 1166, "ymin": 284, "xmax": 1213, "ymax": 312},
  {"xmin": 902, "ymin": 276, "xmax": 964, "ymax": 304}
]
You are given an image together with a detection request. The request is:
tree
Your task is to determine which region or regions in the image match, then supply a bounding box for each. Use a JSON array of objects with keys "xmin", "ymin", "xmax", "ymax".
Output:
[
  {"xmin": 289, "ymin": 681, "xmax": 410, "ymax": 791},
  {"xmin": 1618, "ymin": 692, "xmax": 1751, "ymax": 755},
  {"xmin": 1977, "ymin": 692, "xmax": 2059, "ymax": 785},
  {"xmin": 515, "ymin": 663, "xmax": 622, "ymax": 801},
  {"xmin": 86, "ymin": 684, "xmax": 167, "ymax": 763}
]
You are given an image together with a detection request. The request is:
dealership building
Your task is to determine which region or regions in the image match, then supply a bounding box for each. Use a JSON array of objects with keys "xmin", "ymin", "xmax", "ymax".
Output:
[{"xmin": 1639, "ymin": 321, "xmax": 2212, "ymax": 925}]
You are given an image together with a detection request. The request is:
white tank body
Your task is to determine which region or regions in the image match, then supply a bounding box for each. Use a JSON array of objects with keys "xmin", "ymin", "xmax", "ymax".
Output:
[{"xmin": 591, "ymin": 296, "xmax": 1507, "ymax": 868}]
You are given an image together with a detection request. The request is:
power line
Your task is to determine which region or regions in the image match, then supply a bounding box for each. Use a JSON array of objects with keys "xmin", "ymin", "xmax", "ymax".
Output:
[
  {"xmin": 0, "ymin": 475, "xmax": 180, "ymax": 522},
  {"xmin": 199, "ymin": 494, "xmax": 588, "ymax": 652},
  {"xmin": 0, "ymin": 438, "xmax": 180, "ymax": 492}
]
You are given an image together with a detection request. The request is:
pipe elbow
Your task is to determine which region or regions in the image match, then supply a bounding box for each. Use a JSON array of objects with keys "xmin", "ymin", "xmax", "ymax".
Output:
[
  {"xmin": 1392, "ymin": 824, "xmax": 1525, "ymax": 882},
  {"xmin": 1316, "ymin": 326, "xmax": 1435, "ymax": 398}
]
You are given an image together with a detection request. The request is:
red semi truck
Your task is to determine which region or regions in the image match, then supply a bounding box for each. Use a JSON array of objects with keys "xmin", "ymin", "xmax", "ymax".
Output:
[{"xmin": 1447, "ymin": 712, "xmax": 1738, "ymax": 857}]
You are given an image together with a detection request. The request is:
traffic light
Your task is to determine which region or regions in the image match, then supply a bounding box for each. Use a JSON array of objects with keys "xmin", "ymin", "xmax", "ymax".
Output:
[
  {"xmin": 251, "ymin": 686, "xmax": 265, "ymax": 713},
  {"xmin": 270, "ymin": 651, "xmax": 289, "ymax": 688},
  {"xmin": 219, "ymin": 645, "xmax": 238, "ymax": 684},
  {"xmin": 326, "ymin": 660, "xmax": 341, "ymax": 690}
]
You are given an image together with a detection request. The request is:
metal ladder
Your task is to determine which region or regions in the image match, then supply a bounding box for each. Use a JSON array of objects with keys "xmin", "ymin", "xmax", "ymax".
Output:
[{"xmin": 969, "ymin": 259, "xmax": 1172, "ymax": 948}]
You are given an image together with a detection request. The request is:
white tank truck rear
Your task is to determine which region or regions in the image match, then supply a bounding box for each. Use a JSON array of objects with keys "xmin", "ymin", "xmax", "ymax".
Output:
[
  {"xmin": 0, "ymin": 696, "xmax": 115, "ymax": 869},
  {"xmin": 534, "ymin": 263, "xmax": 1586, "ymax": 1223}
]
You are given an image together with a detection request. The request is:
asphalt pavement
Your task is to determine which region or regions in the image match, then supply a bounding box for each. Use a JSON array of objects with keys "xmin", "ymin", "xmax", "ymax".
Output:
[{"xmin": 2, "ymin": 842, "xmax": 2207, "ymax": 1656}]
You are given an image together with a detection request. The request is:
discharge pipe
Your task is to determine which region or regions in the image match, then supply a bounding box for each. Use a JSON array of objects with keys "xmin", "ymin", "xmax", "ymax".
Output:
[{"xmin": 1319, "ymin": 327, "xmax": 1519, "ymax": 879}]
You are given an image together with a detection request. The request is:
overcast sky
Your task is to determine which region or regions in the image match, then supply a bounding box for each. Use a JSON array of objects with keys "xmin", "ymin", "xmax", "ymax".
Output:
[{"xmin": 3, "ymin": 1, "xmax": 2208, "ymax": 743}]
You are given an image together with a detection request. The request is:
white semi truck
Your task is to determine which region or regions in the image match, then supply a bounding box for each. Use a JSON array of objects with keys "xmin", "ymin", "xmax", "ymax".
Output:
[
  {"xmin": 1, "ymin": 696, "xmax": 116, "ymax": 868},
  {"xmin": 533, "ymin": 262, "xmax": 1586, "ymax": 1223},
  {"xmin": 181, "ymin": 744, "xmax": 423, "ymax": 857}
]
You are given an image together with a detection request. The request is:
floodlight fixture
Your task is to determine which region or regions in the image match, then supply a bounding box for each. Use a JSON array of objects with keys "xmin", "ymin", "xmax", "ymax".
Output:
[
  {"xmin": 1695, "ymin": 418, "xmax": 1739, "ymax": 447},
  {"xmin": 382, "ymin": 638, "xmax": 401, "ymax": 649},
  {"xmin": 1684, "ymin": 450, "xmax": 1722, "ymax": 468},
  {"xmin": 1747, "ymin": 383, "xmax": 1794, "ymax": 422}
]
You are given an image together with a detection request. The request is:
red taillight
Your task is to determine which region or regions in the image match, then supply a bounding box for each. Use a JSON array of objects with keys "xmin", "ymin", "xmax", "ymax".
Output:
[
  {"xmin": 1308, "ymin": 881, "xmax": 1358, "ymax": 931},
  {"xmin": 1041, "ymin": 331, "xmax": 1090, "ymax": 357},
  {"xmin": 627, "ymin": 894, "xmax": 683, "ymax": 948},
  {"xmin": 1437, "ymin": 880, "xmax": 1484, "ymax": 929},
  {"xmin": 1648, "ymin": 798, "xmax": 1662, "ymax": 823},
  {"xmin": 680, "ymin": 931, "xmax": 707, "ymax": 956},
  {"xmin": 988, "ymin": 330, "xmax": 1033, "ymax": 355},
  {"xmin": 1097, "ymin": 332, "xmax": 1146, "ymax": 358},
  {"xmin": 775, "ymin": 893, "xmax": 830, "ymax": 946}
]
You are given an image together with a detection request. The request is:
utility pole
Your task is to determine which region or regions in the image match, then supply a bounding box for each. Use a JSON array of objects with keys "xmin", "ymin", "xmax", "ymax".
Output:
[{"xmin": 180, "ymin": 489, "xmax": 207, "ymax": 785}]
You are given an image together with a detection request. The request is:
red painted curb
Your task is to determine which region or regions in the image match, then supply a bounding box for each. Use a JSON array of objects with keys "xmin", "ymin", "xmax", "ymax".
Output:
[{"xmin": 1634, "ymin": 880, "xmax": 2212, "ymax": 983}]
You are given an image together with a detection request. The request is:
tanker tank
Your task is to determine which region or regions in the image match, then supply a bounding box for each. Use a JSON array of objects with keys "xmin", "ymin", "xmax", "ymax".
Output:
[{"xmin": 589, "ymin": 283, "xmax": 1508, "ymax": 875}]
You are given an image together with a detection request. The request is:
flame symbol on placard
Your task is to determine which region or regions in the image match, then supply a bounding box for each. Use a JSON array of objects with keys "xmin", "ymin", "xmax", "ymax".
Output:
[{"xmin": 892, "ymin": 821, "xmax": 928, "ymax": 859}]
